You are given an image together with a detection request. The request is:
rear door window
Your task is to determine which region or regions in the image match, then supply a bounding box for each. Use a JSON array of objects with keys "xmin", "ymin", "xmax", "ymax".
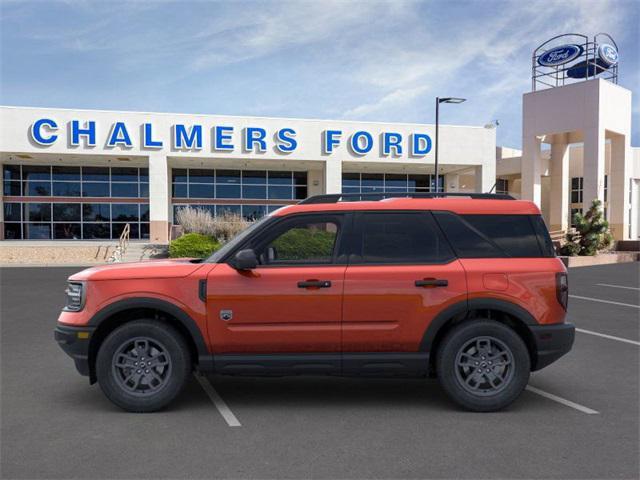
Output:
[{"xmin": 352, "ymin": 212, "xmax": 454, "ymax": 264}]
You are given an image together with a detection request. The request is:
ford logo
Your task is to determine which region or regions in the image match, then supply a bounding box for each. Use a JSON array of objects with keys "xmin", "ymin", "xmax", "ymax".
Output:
[
  {"xmin": 598, "ymin": 44, "xmax": 618, "ymax": 66},
  {"xmin": 538, "ymin": 44, "xmax": 583, "ymax": 67}
]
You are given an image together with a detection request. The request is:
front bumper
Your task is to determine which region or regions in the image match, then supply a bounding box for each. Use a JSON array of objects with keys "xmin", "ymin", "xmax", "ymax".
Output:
[
  {"xmin": 54, "ymin": 324, "xmax": 95, "ymax": 377},
  {"xmin": 529, "ymin": 322, "xmax": 575, "ymax": 371}
]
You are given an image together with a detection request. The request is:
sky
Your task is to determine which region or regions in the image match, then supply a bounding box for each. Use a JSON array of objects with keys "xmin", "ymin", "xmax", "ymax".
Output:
[{"xmin": 1, "ymin": 0, "xmax": 638, "ymax": 148}]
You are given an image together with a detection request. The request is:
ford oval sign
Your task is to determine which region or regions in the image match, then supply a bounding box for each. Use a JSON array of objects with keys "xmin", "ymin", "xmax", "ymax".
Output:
[
  {"xmin": 598, "ymin": 44, "xmax": 618, "ymax": 66},
  {"xmin": 538, "ymin": 44, "xmax": 583, "ymax": 67}
]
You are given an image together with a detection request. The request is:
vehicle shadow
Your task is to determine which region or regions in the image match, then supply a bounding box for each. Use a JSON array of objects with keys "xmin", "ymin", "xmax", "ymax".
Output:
[
  {"xmin": 51, "ymin": 375, "xmax": 212, "ymax": 413},
  {"xmin": 201, "ymin": 374, "xmax": 546, "ymax": 414},
  {"xmin": 53, "ymin": 374, "xmax": 539, "ymax": 414},
  {"xmin": 204, "ymin": 375, "xmax": 460, "ymax": 412}
]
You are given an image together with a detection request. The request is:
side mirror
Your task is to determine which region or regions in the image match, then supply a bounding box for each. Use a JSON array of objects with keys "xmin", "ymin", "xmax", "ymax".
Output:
[{"xmin": 230, "ymin": 249, "xmax": 258, "ymax": 270}]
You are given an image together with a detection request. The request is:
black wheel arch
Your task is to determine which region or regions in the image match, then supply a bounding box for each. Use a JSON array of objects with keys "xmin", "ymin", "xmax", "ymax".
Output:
[
  {"xmin": 87, "ymin": 297, "xmax": 211, "ymax": 383},
  {"xmin": 421, "ymin": 298, "xmax": 539, "ymax": 374}
]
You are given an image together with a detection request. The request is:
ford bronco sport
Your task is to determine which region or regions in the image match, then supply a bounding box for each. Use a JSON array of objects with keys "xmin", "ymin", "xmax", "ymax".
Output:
[{"xmin": 55, "ymin": 193, "xmax": 574, "ymax": 412}]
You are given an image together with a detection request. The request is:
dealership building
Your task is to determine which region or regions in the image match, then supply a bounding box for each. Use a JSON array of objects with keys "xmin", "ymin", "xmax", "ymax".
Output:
[
  {"xmin": 0, "ymin": 107, "xmax": 496, "ymax": 243},
  {"xmin": 0, "ymin": 34, "xmax": 638, "ymax": 245}
]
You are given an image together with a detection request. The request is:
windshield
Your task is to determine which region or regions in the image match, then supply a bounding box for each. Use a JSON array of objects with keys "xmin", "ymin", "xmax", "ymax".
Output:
[{"xmin": 206, "ymin": 215, "xmax": 273, "ymax": 263}]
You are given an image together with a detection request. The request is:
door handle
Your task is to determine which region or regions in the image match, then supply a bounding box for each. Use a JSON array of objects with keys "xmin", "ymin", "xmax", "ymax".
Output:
[
  {"xmin": 415, "ymin": 278, "xmax": 448, "ymax": 288},
  {"xmin": 297, "ymin": 280, "xmax": 332, "ymax": 289}
]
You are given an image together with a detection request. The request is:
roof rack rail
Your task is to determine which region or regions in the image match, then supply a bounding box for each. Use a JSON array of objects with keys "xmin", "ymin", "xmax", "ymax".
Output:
[{"xmin": 298, "ymin": 192, "xmax": 515, "ymax": 204}]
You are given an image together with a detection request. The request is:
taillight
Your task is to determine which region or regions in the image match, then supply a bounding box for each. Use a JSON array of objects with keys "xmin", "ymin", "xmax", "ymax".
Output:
[{"xmin": 556, "ymin": 272, "xmax": 568, "ymax": 310}]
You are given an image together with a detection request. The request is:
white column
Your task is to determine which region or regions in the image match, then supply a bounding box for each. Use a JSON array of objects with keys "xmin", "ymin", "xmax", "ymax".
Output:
[
  {"xmin": 609, "ymin": 134, "xmax": 631, "ymax": 240},
  {"xmin": 582, "ymin": 126, "xmax": 605, "ymax": 212},
  {"xmin": 445, "ymin": 173, "xmax": 459, "ymax": 192},
  {"xmin": 307, "ymin": 169, "xmax": 324, "ymax": 197},
  {"xmin": 474, "ymin": 163, "xmax": 495, "ymax": 193},
  {"xmin": 549, "ymin": 134, "xmax": 570, "ymax": 232},
  {"xmin": 324, "ymin": 159, "xmax": 342, "ymax": 194},
  {"xmin": 148, "ymin": 153, "xmax": 170, "ymax": 244},
  {"xmin": 522, "ymin": 135, "xmax": 542, "ymax": 206}
]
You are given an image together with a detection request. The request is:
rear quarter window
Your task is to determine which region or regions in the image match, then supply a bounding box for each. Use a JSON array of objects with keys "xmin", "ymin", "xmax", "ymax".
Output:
[
  {"xmin": 530, "ymin": 215, "xmax": 556, "ymax": 257},
  {"xmin": 433, "ymin": 212, "xmax": 553, "ymax": 258}
]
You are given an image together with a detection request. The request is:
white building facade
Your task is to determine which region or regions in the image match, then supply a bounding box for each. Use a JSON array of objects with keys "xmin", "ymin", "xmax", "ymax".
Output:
[
  {"xmin": 521, "ymin": 79, "xmax": 634, "ymax": 240},
  {"xmin": 495, "ymin": 78, "xmax": 639, "ymax": 241},
  {"xmin": 0, "ymin": 106, "xmax": 496, "ymax": 243}
]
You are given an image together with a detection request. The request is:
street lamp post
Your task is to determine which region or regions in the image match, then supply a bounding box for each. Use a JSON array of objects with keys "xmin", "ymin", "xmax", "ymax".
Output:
[{"xmin": 435, "ymin": 97, "xmax": 466, "ymax": 192}]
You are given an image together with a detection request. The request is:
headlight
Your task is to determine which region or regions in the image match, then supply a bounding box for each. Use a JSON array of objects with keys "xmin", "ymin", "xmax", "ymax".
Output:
[{"xmin": 64, "ymin": 282, "xmax": 85, "ymax": 312}]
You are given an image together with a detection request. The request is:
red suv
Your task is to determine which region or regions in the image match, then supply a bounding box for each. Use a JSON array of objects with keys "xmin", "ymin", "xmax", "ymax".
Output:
[{"xmin": 55, "ymin": 193, "xmax": 574, "ymax": 412}]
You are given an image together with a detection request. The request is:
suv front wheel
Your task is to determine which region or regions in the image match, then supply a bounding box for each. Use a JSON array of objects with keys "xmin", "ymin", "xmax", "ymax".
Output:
[
  {"xmin": 96, "ymin": 320, "xmax": 191, "ymax": 412},
  {"xmin": 436, "ymin": 320, "xmax": 530, "ymax": 412}
]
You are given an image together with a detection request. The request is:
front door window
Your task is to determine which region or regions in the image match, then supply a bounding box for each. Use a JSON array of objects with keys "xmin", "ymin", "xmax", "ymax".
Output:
[{"xmin": 258, "ymin": 219, "xmax": 340, "ymax": 265}]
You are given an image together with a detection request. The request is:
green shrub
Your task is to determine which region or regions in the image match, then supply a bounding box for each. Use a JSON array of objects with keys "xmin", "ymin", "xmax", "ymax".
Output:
[
  {"xmin": 559, "ymin": 199, "xmax": 613, "ymax": 256},
  {"xmin": 169, "ymin": 233, "xmax": 220, "ymax": 259}
]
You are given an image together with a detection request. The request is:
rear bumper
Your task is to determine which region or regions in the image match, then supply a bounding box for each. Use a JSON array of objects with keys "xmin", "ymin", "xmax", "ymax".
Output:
[
  {"xmin": 54, "ymin": 324, "xmax": 95, "ymax": 377},
  {"xmin": 529, "ymin": 322, "xmax": 575, "ymax": 371}
]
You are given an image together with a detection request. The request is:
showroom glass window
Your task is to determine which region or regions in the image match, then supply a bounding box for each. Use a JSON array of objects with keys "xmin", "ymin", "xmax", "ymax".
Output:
[
  {"xmin": 570, "ymin": 177, "xmax": 583, "ymax": 203},
  {"xmin": 171, "ymin": 168, "xmax": 307, "ymax": 221},
  {"xmin": 2, "ymin": 164, "xmax": 149, "ymax": 240},
  {"xmin": 496, "ymin": 178, "xmax": 509, "ymax": 195},
  {"xmin": 341, "ymin": 173, "xmax": 445, "ymax": 196}
]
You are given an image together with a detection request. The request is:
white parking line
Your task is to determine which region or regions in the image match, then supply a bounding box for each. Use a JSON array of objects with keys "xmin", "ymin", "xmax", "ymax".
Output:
[
  {"xmin": 596, "ymin": 283, "xmax": 640, "ymax": 291},
  {"xmin": 525, "ymin": 385, "xmax": 599, "ymax": 415},
  {"xmin": 576, "ymin": 327, "xmax": 640, "ymax": 346},
  {"xmin": 569, "ymin": 294, "xmax": 640, "ymax": 309},
  {"xmin": 194, "ymin": 373, "xmax": 242, "ymax": 427}
]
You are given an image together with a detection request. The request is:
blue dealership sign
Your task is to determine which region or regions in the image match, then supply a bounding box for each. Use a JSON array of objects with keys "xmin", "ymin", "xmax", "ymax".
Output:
[
  {"xmin": 29, "ymin": 118, "xmax": 433, "ymax": 158},
  {"xmin": 537, "ymin": 44, "xmax": 583, "ymax": 67},
  {"xmin": 598, "ymin": 44, "xmax": 618, "ymax": 66}
]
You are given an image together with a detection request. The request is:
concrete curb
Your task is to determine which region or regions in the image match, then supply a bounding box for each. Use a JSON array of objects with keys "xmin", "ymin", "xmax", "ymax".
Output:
[{"xmin": 560, "ymin": 252, "xmax": 639, "ymax": 268}]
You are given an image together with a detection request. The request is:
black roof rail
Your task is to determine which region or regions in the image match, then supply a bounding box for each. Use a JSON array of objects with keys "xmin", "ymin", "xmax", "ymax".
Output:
[{"xmin": 298, "ymin": 192, "xmax": 515, "ymax": 205}]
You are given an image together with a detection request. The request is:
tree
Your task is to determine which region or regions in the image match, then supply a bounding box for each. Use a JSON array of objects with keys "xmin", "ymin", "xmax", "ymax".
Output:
[{"xmin": 560, "ymin": 199, "xmax": 613, "ymax": 256}]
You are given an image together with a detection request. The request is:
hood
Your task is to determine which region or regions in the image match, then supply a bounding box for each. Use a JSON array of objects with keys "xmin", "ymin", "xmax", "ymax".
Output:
[{"xmin": 69, "ymin": 258, "xmax": 207, "ymax": 281}]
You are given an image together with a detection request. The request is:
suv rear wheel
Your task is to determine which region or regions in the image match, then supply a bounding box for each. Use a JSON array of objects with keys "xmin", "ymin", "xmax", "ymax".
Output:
[
  {"xmin": 436, "ymin": 320, "xmax": 530, "ymax": 412},
  {"xmin": 96, "ymin": 320, "xmax": 191, "ymax": 412}
]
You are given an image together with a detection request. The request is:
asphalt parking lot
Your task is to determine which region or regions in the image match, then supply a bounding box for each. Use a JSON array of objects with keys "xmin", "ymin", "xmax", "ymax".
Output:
[{"xmin": 1, "ymin": 263, "xmax": 638, "ymax": 479}]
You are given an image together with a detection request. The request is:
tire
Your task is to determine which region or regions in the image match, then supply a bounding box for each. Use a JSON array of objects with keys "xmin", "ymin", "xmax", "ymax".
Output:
[
  {"xmin": 436, "ymin": 320, "xmax": 530, "ymax": 412},
  {"xmin": 96, "ymin": 320, "xmax": 191, "ymax": 412}
]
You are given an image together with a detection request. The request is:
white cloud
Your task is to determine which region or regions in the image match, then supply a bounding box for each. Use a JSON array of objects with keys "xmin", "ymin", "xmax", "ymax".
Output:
[
  {"xmin": 188, "ymin": 1, "xmax": 412, "ymax": 71},
  {"xmin": 342, "ymin": 84, "xmax": 429, "ymax": 117},
  {"xmin": 1, "ymin": 0, "xmax": 635, "ymax": 147},
  {"xmin": 339, "ymin": 0, "xmax": 629, "ymax": 121}
]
